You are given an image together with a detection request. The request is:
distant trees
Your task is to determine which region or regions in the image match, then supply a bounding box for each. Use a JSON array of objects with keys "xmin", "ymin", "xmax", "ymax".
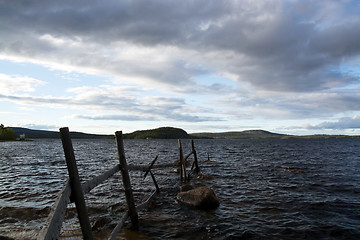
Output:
[
  {"xmin": 124, "ymin": 127, "xmax": 190, "ymax": 139},
  {"xmin": 0, "ymin": 124, "xmax": 17, "ymax": 141}
]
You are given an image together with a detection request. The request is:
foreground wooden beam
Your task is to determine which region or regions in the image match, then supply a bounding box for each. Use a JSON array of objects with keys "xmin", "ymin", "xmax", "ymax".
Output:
[
  {"xmin": 37, "ymin": 179, "xmax": 71, "ymax": 240},
  {"xmin": 60, "ymin": 127, "xmax": 93, "ymax": 240}
]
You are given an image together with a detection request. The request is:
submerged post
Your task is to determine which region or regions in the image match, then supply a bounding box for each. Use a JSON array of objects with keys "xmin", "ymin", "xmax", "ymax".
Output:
[
  {"xmin": 191, "ymin": 139, "xmax": 200, "ymax": 174},
  {"xmin": 59, "ymin": 127, "xmax": 93, "ymax": 240},
  {"xmin": 115, "ymin": 131, "xmax": 139, "ymax": 229}
]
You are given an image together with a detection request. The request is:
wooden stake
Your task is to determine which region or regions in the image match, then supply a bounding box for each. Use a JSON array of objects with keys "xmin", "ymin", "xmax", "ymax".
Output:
[
  {"xmin": 178, "ymin": 139, "xmax": 186, "ymax": 183},
  {"xmin": 144, "ymin": 155, "xmax": 158, "ymax": 179},
  {"xmin": 115, "ymin": 131, "xmax": 139, "ymax": 229},
  {"xmin": 60, "ymin": 127, "xmax": 93, "ymax": 240},
  {"xmin": 191, "ymin": 139, "xmax": 200, "ymax": 174},
  {"xmin": 149, "ymin": 170, "xmax": 160, "ymax": 193}
]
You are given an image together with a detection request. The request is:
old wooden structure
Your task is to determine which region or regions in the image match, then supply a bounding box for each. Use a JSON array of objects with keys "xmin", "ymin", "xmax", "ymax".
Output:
[{"xmin": 37, "ymin": 127, "xmax": 201, "ymax": 240}]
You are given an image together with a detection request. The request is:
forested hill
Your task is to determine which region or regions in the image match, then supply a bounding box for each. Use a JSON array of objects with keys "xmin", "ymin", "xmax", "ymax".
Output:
[
  {"xmin": 123, "ymin": 127, "xmax": 190, "ymax": 139},
  {"xmin": 10, "ymin": 127, "xmax": 359, "ymax": 139},
  {"xmin": 190, "ymin": 130, "xmax": 287, "ymax": 139},
  {"xmin": 12, "ymin": 127, "xmax": 113, "ymax": 139},
  {"xmin": 11, "ymin": 127, "xmax": 191, "ymax": 139}
]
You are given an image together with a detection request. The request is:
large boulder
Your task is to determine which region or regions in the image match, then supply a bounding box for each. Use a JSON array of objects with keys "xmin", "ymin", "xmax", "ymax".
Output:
[{"xmin": 177, "ymin": 186, "xmax": 220, "ymax": 210}]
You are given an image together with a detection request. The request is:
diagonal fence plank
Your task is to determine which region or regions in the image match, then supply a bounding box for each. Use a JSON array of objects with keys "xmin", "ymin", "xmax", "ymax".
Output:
[{"xmin": 37, "ymin": 179, "xmax": 71, "ymax": 240}]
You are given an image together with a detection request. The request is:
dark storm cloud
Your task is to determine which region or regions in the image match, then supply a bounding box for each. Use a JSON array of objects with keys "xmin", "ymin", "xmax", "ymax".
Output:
[{"xmin": 1, "ymin": 0, "xmax": 359, "ymax": 94}]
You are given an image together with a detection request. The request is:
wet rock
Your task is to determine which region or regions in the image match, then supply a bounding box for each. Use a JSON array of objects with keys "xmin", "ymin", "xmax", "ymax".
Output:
[
  {"xmin": 180, "ymin": 184, "xmax": 194, "ymax": 192},
  {"xmin": 177, "ymin": 186, "xmax": 220, "ymax": 210},
  {"xmin": 180, "ymin": 182, "xmax": 206, "ymax": 192},
  {"xmin": 174, "ymin": 158, "xmax": 190, "ymax": 166},
  {"xmin": 204, "ymin": 160, "xmax": 217, "ymax": 164},
  {"xmin": 196, "ymin": 173, "xmax": 213, "ymax": 180},
  {"xmin": 283, "ymin": 168, "xmax": 305, "ymax": 174}
]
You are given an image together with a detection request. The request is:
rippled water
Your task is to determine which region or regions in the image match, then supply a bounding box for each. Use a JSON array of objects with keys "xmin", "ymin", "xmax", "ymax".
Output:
[{"xmin": 1, "ymin": 138, "xmax": 360, "ymax": 239}]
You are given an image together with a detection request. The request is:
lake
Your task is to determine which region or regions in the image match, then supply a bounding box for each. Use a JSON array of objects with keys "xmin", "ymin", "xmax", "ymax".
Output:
[{"xmin": 1, "ymin": 138, "xmax": 360, "ymax": 239}]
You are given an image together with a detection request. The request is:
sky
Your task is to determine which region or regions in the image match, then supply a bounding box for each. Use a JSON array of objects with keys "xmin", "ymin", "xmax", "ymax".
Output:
[{"xmin": 1, "ymin": 0, "xmax": 360, "ymax": 135}]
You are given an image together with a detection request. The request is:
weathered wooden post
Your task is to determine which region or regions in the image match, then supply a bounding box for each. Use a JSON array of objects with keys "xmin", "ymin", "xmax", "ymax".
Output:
[
  {"xmin": 59, "ymin": 127, "xmax": 93, "ymax": 240},
  {"xmin": 191, "ymin": 139, "xmax": 200, "ymax": 174},
  {"xmin": 115, "ymin": 131, "xmax": 139, "ymax": 229},
  {"xmin": 178, "ymin": 139, "xmax": 186, "ymax": 183}
]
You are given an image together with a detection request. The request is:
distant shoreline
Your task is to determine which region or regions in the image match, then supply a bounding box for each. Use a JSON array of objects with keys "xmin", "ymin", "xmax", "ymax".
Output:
[{"xmin": 10, "ymin": 126, "xmax": 360, "ymax": 140}]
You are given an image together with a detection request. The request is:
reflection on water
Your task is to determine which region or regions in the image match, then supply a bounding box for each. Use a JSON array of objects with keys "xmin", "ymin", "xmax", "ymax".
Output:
[{"xmin": 1, "ymin": 138, "xmax": 360, "ymax": 239}]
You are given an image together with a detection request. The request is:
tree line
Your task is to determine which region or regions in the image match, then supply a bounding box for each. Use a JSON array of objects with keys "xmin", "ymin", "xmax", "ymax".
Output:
[{"xmin": 0, "ymin": 124, "xmax": 17, "ymax": 141}]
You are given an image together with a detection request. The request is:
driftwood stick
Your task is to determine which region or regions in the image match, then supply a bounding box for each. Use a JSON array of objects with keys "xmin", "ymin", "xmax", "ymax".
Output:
[
  {"xmin": 136, "ymin": 190, "xmax": 158, "ymax": 210},
  {"xmin": 184, "ymin": 151, "xmax": 193, "ymax": 161},
  {"xmin": 143, "ymin": 155, "xmax": 158, "ymax": 179},
  {"xmin": 178, "ymin": 139, "xmax": 186, "ymax": 183},
  {"xmin": 191, "ymin": 139, "xmax": 200, "ymax": 173},
  {"xmin": 37, "ymin": 179, "xmax": 71, "ymax": 240},
  {"xmin": 108, "ymin": 190, "xmax": 158, "ymax": 240},
  {"xmin": 115, "ymin": 131, "xmax": 139, "ymax": 229},
  {"xmin": 60, "ymin": 127, "xmax": 93, "ymax": 240},
  {"xmin": 149, "ymin": 170, "xmax": 160, "ymax": 193},
  {"xmin": 108, "ymin": 211, "xmax": 129, "ymax": 240},
  {"xmin": 191, "ymin": 160, "xmax": 196, "ymax": 171}
]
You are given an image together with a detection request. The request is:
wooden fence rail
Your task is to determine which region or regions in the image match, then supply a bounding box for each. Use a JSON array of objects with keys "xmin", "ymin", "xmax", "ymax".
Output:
[
  {"xmin": 38, "ymin": 127, "xmax": 201, "ymax": 240},
  {"xmin": 37, "ymin": 179, "xmax": 71, "ymax": 240}
]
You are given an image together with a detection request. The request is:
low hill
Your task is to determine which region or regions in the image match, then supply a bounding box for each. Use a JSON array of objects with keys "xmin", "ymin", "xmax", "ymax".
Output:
[
  {"xmin": 10, "ymin": 126, "xmax": 359, "ymax": 140},
  {"xmin": 190, "ymin": 130, "xmax": 287, "ymax": 139},
  {"xmin": 12, "ymin": 127, "xmax": 113, "ymax": 139},
  {"xmin": 123, "ymin": 127, "xmax": 190, "ymax": 139}
]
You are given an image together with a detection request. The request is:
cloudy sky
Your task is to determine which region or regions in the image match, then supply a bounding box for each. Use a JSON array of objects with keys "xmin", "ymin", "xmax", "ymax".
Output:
[{"xmin": 1, "ymin": 0, "xmax": 360, "ymax": 135}]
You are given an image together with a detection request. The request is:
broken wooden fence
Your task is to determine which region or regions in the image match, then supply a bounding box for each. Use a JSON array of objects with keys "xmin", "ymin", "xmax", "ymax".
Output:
[{"xmin": 37, "ymin": 128, "xmax": 200, "ymax": 240}]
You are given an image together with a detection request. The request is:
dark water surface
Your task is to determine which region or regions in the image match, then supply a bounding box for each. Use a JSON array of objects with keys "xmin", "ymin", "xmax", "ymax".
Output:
[{"xmin": 1, "ymin": 138, "xmax": 360, "ymax": 239}]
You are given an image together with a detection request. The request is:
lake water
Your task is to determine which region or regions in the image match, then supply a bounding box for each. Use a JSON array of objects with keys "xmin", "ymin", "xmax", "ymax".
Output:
[{"xmin": 1, "ymin": 138, "xmax": 360, "ymax": 239}]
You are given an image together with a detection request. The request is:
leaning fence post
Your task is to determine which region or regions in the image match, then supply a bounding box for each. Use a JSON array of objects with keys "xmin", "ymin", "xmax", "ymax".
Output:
[
  {"xmin": 115, "ymin": 131, "xmax": 139, "ymax": 229},
  {"xmin": 191, "ymin": 139, "xmax": 200, "ymax": 174},
  {"xmin": 59, "ymin": 127, "xmax": 93, "ymax": 240}
]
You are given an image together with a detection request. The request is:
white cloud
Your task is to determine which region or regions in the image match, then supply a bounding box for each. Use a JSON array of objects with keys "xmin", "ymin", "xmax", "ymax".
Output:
[
  {"xmin": 1, "ymin": 0, "xmax": 359, "ymax": 93},
  {"xmin": 1, "ymin": 0, "xmax": 360, "ymax": 134},
  {"xmin": 0, "ymin": 74, "xmax": 45, "ymax": 94},
  {"xmin": 304, "ymin": 115, "xmax": 360, "ymax": 130},
  {"xmin": 0, "ymin": 84, "xmax": 222, "ymax": 122}
]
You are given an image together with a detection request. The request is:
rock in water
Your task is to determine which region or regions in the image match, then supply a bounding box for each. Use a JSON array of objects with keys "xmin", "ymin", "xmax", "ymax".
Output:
[{"xmin": 177, "ymin": 186, "xmax": 220, "ymax": 210}]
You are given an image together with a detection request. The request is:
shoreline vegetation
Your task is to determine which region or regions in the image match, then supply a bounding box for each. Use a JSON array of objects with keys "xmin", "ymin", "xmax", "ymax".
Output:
[
  {"xmin": 0, "ymin": 124, "xmax": 17, "ymax": 141},
  {"xmin": 4, "ymin": 126, "xmax": 359, "ymax": 140}
]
